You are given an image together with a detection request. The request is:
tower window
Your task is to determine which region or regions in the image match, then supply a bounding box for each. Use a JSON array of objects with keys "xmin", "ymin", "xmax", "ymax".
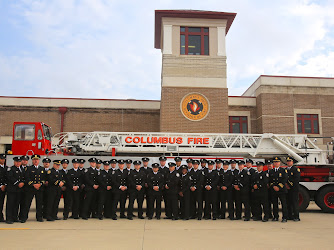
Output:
[
  {"xmin": 297, "ymin": 114, "xmax": 319, "ymax": 134},
  {"xmin": 229, "ymin": 116, "xmax": 248, "ymax": 133},
  {"xmin": 180, "ymin": 27, "xmax": 209, "ymax": 55}
]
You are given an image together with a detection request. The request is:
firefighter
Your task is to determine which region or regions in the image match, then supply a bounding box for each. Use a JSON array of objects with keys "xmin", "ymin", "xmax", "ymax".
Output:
[
  {"xmin": 286, "ymin": 157, "xmax": 301, "ymax": 221},
  {"xmin": 93, "ymin": 158, "xmax": 102, "ymax": 218},
  {"xmin": 158, "ymin": 156, "xmax": 168, "ymax": 218},
  {"xmin": 127, "ymin": 160, "xmax": 146, "ymax": 220},
  {"xmin": 67, "ymin": 158, "xmax": 83, "ymax": 219},
  {"xmin": 200, "ymin": 158, "xmax": 208, "ymax": 215},
  {"xmin": 60, "ymin": 159, "xmax": 70, "ymax": 220},
  {"xmin": 96, "ymin": 159, "xmax": 102, "ymax": 172},
  {"xmin": 269, "ymin": 157, "xmax": 288, "ymax": 222},
  {"xmin": 265, "ymin": 159, "xmax": 274, "ymax": 219},
  {"xmin": 245, "ymin": 159, "xmax": 256, "ymax": 219},
  {"xmin": 110, "ymin": 159, "xmax": 117, "ymax": 173},
  {"xmin": 215, "ymin": 159, "xmax": 223, "ymax": 218},
  {"xmin": 46, "ymin": 160, "xmax": 65, "ymax": 221},
  {"xmin": 22, "ymin": 154, "xmax": 46, "ymax": 222},
  {"xmin": 175, "ymin": 157, "xmax": 182, "ymax": 174},
  {"xmin": 82, "ymin": 158, "xmax": 99, "ymax": 220},
  {"xmin": 125, "ymin": 159, "xmax": 132, "ymax": 173},
  {"xmin": 233, "ymin": 160, "xmax": 251, "ymax": 221},
  {"xmin": 5, "ymin": 156, "xmax": 24, "ymax": 224},
  {"xmin": 186, "ymin": 158, "xmax": 193, "ymax": 173},
  {"xmin": 164, "ymin": 162, "xmax": 180, "ymax": 220},
  {"xmin": 251, "ymin": 161, "xmax": 270, "ymax": 222},
  {"xmin": 147, "ymin": 163, "xmax": 164, "ymax": 220},
  {"xmin": 141, "ymin": 157, "xmax": 151, "ymax": 217},
  {"xmin": 109, "ymin": 159, "xmax": 118, "ymax": 218},
  {"xmin": 18, "ymin": 155, "xmax": 29, "ymax": 222},
  {"xmin": 203, "ymin": 160, "xmax": 219, "ymax": 220},
  {"xmin": 97, "ymin": 161, "xmax": 113, "ymax": 220},
  {"xmin": 0, "ymin": 154, "xmax": 7, "ymax": 222},
  {"xmin": 111, "ymin": 159, "xmax": 128, "ymax": 220},
  {"xmin": 78, "ymin": 158, "xmax": 86, "ymax": 218},
  {"xmin": 189, "ymin": 160, "xmax": 204, "ymax": 220},
  {"xmin": 42, "ymin": 157, "xmax": 51, "ymax": 219},
  {"xmin": 230, "ymin": 159, "xmax": 239, "ymax": 220},
  {"xmin": 219, "ymin": 160, "xmax": 234, "ymax": 220},
  {"xmin": 200, "ymin": 158, "xmax": 207, "ymax": 171},
  {"xmin": 179, "ymin": 165, "xmax": 191, "ymax": 220}
]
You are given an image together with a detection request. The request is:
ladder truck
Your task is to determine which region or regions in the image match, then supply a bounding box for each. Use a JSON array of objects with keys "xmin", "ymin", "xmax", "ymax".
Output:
[{"xmin": 9, "ymin": 121, "xmax": 334, "ymax": 213}]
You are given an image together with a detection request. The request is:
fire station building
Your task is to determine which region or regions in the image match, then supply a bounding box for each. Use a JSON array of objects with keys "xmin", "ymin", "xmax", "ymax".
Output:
[{"xmin": 0, "ymin": 10, "xmax": 333, "ymax": 153}]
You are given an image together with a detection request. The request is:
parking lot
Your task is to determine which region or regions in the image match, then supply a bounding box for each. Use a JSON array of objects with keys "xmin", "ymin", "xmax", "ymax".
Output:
[{"xmin": 0, "ymin": 201, "xmax": 333, "ymax": 250}]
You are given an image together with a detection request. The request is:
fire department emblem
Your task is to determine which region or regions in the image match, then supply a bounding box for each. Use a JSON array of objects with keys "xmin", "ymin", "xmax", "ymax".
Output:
[{"xmin": 180, "ymin": 93, "xmax": 210, "ymax": 121}]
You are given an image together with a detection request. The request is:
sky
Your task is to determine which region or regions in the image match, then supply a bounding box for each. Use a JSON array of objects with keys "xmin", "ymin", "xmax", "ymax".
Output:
[{"xmin": 0, "ymin": 0, "xmax": 333, "ymax": 100}]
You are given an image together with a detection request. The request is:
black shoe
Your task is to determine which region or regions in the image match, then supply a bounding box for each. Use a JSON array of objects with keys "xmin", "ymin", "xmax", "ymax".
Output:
[
  {"xmin": 37, "ymin": 218, "xmax": 44, "ymax": 222},
  {"xmin": 120, "ymin": 214, "xmax": 126, "ymax": 219},
  {"xmin": 204, "ymin": 217, "xmax": 210, "ymax": 220},
  {"xmin": 156, "ymin": 217, "xmax": 160, "ymax": 220},
  {"xmin": 229, "ymin": 217, "xmax": 234, "ymax": 220},
  {"xmin": 82, "ymin": 217, "xmax": 88, "ymax": 220},
  {"xmin": 183, "ymin": 218, "xmax": 189, "ymax": 220},
  {"xmin": 212, "ymin": 217, "xmax": 217, "ymax": 220},
  {"xmin": 293, "ymin": 218, "xmax": 300, "ymax": 222},
  {"xmin": 244, "ymin": 218, "xmax": 250, "ymax": 221},
  {"xmin": 73, "ymin": 217, "xmax": 79, "ymax": 220},
  {"xmin": 164, "ymin": 217, "xmax": 171, "ymax": 220},
  {"xmin": 132, "ymin": 214, "xmax": 137, "ymax": 217},
  {"xmin": 99, "ymin": 217, "xmax": 103, "ymax": 220},
  {"xmin": 112, "ymin": 217, "xmax": 117, "ymax": 220},
  {"xmin": 138, "ymin": 216, "xmax": 144, "ymax": 219},
  {"xmin": 14, "ymin": 219, "xmax": 19, "ymax": 222},
  {"xmin": 197, "ymin": 217, "xmax": 202, "ymax": 220},
  {"xmin": 127, "ymin": 217, "xmax": 133, "ymax": 220},
  {"xmin": 20, "ymin": 220, "xmax": 26, "ymax": 223},
  {"xmin": 272, "ymin": 218, "xmax": 278, "ymax": 221},
  {"xmin": 148, "ymin": 217, "xmax": 152, "ymax": 220},
  {"xmin": 190, "ymin": 216, "xmax": 196, "ymax": 219},
  {"xmin": 172, "ymin": 217, "xmax": 179, "ymax": 221},
  {"xmin": 281, "ymin": 219, "xmax": 287, "ymax": 223},
  {"xmin": 6, "ymin": 221, "xmax": 14, "ymax": 224},
  {"xmin": 253, "ymin": 217, "xmax": 260, "ymax": 221},
  {"xmin": 63, "ymin": 217, "xmax": 68, "ymax": 220},
  {"xmin": 235, "ymin": 217, "xmax": 241, "ymax": 220},
  {"xmin": 54, "ymin": 217, "xmax": 60, "ymax": 220},
  {"xmin": 262, "ymin": 218, "xmax": 268, "ymax": 222},
  {"xmin": 47, "ymin": 218, "xmax": 54, "ymax": 221}
]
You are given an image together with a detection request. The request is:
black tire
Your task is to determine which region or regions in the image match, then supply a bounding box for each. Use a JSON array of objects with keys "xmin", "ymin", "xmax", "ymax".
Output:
[
  {"xmin": 298, "ymin": 186, "xmax": 310, "ymax": 212},
  {"xmin": 316, "ymin": 186, "xmax": 334, "ymax": 213}
]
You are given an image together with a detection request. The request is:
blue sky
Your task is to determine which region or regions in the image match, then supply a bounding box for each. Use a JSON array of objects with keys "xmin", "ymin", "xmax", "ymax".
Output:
[{"xmin": 0, "ymin": 0, "xmax": 333, "ymax": 100}]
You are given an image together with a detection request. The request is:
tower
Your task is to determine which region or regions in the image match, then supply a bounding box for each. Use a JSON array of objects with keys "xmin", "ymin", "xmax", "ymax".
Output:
[{"xmin": 155, "ymin": 10, "xmax": 236, "ymax": 133}]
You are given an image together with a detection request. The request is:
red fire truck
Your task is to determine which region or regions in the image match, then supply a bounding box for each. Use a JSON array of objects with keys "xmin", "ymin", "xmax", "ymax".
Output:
[{"xmin": 9, "ymin": 121, "xmax": 334, "ymax": 213}]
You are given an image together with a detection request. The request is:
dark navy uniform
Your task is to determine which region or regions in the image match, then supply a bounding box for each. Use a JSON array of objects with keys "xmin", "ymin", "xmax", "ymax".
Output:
[
  {"xmin": 230, "ymin": 166, "xmax": 239, "ymax": 219},
  {"xmin": 269, "ymin": 167, "xmax": 288, "ymax": 221},
  {"xmin": 82, "ymin": 166, "xmax": 99, "ymax": 219},
  {"xmin": 189, "ymin": 167, "xmax": 204, "ymax": 219},
  {"xmin": 23, "ymin": 162, "xmax": 47, "ymax": 221},
  {"xmin": 287, "ymin": 164, "xmax": 301, "ymax": 220},
  {"xmin": 127, "ymin": 167, "xmax": 146, "ymax": 219},
  {"xmin": 234, "ymin": 168, "xmax": 251, "ymax": 220},
  {"xmin": 179, "ymin": 169, "xmax": 191, "ymax": 220},
  {"xmin": 0, "ymin": 155, "xmax": 7, "ymax": 222},
  {"xmin": 67, "ymin": 167, "xmax": 83, "ymax": 219},
  {"xmin": 164, "ymin": 167, "xmax": 180, "ymax": 220},
  {"xmin": 111, "ymin": 169, "xmax": 128, "ymax": 219},
  {"xmin": 147, "ymin": 165, "xmax": 164, "ymax": 219},
  {"xmin": 251, "ymin": 169, "xmax": 270, "ymax": 221},
  {"xmin": 46, "ymin": 166, "xmax": 65, "ymax": 221},
  {"xmin": 218, "ymin": 168, "xmax": 234, "ymax": 219},
  {"xmin": 5, "ymin": 164, "xmax": 24, "ymax": 223},
  {"xmin": 97, "ymin": 167, "xmax": 113, "ymax": 219},
  {"xmin": 60, "ymin": 159, "xmax": 70, "ymax": 219},
  {"xmin": 78, "ymin": 159, "xmax": 86, "ymax": 217},
  {"xmin": 203, "ymin": 165, "xmax": 219, "ymax": 220}
]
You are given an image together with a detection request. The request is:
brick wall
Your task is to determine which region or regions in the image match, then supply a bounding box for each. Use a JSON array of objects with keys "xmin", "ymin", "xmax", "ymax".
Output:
[{"xmin": 160, "ymin": 87, "xmax": 228, "ymax": 133}]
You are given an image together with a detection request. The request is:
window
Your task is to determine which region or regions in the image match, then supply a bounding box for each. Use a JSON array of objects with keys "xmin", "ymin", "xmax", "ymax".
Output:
[
  {"xmin": 14, "ymin": 124, "xmax": 35, "ymax": 140},
  {"xmin": 180, "ymin": 27, "xmax": 209, "ymax": 55},
  {"xmin": 297, "ymin": 114, "xmax": 319, "ymax": 134},
  {"xmin": 229, "ymin": 116, "xmax": 248, "ymax": 133}
]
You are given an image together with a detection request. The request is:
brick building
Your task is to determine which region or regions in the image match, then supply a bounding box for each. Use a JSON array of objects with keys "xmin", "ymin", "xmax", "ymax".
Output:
[{"xmin": 0, "ymin": 10, "xmax": 333, "ymax": 153}]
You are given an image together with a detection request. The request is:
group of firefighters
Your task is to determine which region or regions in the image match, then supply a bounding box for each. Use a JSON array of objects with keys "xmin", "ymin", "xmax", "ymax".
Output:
[{"xmin": 0, "ymin": 153, "xmax": 301, "ymax": 224}]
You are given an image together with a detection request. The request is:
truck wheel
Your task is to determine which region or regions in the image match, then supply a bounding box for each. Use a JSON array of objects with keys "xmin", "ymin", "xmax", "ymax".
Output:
[
  {"xmin": 298, "ymin": 187, "xmax": 310, "ymax": 212},
  {"xmin": 316, "ymin": 186, "xmax": 334, "ymax": 213}
]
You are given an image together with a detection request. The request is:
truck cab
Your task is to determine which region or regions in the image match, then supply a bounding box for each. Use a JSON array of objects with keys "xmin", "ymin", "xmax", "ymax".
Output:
[{"xmin": 11, "ymin": 122, "xmax": 52, "ymax": 155}]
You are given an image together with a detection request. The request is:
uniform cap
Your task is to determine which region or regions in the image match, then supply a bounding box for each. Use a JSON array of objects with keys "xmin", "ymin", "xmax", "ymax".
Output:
[
  {"xmin": 222, "ymin": 160, "xmax": 230, "ymax": 165},
  {"xmin": 207, "ymin": 160, "xmax": 215, "ymax": 165},
  {"xmin": 174, "ymin": 157, "xmax": 182, "ymax": 162},
  {"xmin": 0, "ymin": 154, "xmax": 6, "ymax": 159},
  {"xmin": 72, "ymin": 158, "xmax": 80, "ymax": 163},
  {"xmin": 13, "ymin": 156, "xmax": 22, "ymax": 162},
  {"xmin": 186, "ymin": 158, "xmax": 193, "ymax": 163},
  {"xmin": 31, "ymin": 154, "xmax": 40, "ymax": 160},
  {"xmin": 265, "ymin": 159, "xmax": 273, "ymax": 165},
  {"xmin": 192, "ymin": 160, "xmax": 200, "ymax": 165},
  {"xmin": 79, "ymin": 159, "xmax": 86, "ymax": 164},
  {"xmin": 21, "ymin": 155, "xmax": 29, "ymax": 161},
  {"xmin": 159, "ymin": 156, "xmax": 167, "ymax": 161},
  {"xmin": 125, "ymin": 159, "xmax": 133, "ymax": 164},
  {"xmin": 142, "ymin": 157, "xmax": 150, "ymax": 162},
  {"xmin": 42, "ymin": 158, "xmax": 51, "ymax": 163},
  {"xmin": 133, "ymin": 160, "xmax": 142, "ymax": 165},
  {"xmin": 53, "ymin": 160, "xmax": 61, "ymax": 165},
  {"xmin": 110, "ymin": 159, "xmax": 118, "ymax": 164},
  {"xmin": 238, "ymin": 160, "xmax": 245, "ymax": 165},
  {"xmin": 181, "ymin": 165, "xmax": 188, "ymax": 170},
  {"xmin": 200, "ymin": 158, "xmax": 207, "ymax": 163},
  {"xmin": 103, "ymin": 161, "xmax": 110, "ymax": 165},
  {"xmin": 286, "ymin": 157, "xmax": 295, "ymax": 162},
  {"xmin": 88, "ymin": 158, "xmax": 96, "ymax": 163},
  {"xmin": 118, "ymin": 159, "xmax": 125, "ymax": 164},
  {"xmin": 215, "ymin": 159, "xmax": 223, "ymax": 164},
  {"xmin": 256, "ymin": 161, "xmax": 264, "ymax": 166},
  {"xmin": 61, "ymin": 159, "xmax": 69, "ymax": 164},
  {"xmin": 96, "ymin": 159, "xmax": 102, "ymax": 164},
  {"xmin": 152, "ymin": 163, "xmax": 159, "ymax": 168},
  {"xmin": 273, "ymin": 157, "xmax": 281, "ymax": 162},
  {"xmin": 246, "ymin": 159, "xmax": 254, "ymax": 164},
  {"xmin": 229, "ymin": 159, "xmax": 237, "ymax": 164},
  {"xmin": 168, "ymin": 162, "xmax": 176, "ymax": 167}
]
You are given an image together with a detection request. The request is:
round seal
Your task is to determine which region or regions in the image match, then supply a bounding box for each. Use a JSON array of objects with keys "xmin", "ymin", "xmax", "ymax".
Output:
[{"xmin": 180, "ymin": 93, "xmax": 210, "ymax": 121}]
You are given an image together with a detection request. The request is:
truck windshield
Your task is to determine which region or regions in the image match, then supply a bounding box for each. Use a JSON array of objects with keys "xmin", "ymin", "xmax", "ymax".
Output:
[{"xmin": 42, "ymin": 124, "xmax": 52, "ymax": 141}]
